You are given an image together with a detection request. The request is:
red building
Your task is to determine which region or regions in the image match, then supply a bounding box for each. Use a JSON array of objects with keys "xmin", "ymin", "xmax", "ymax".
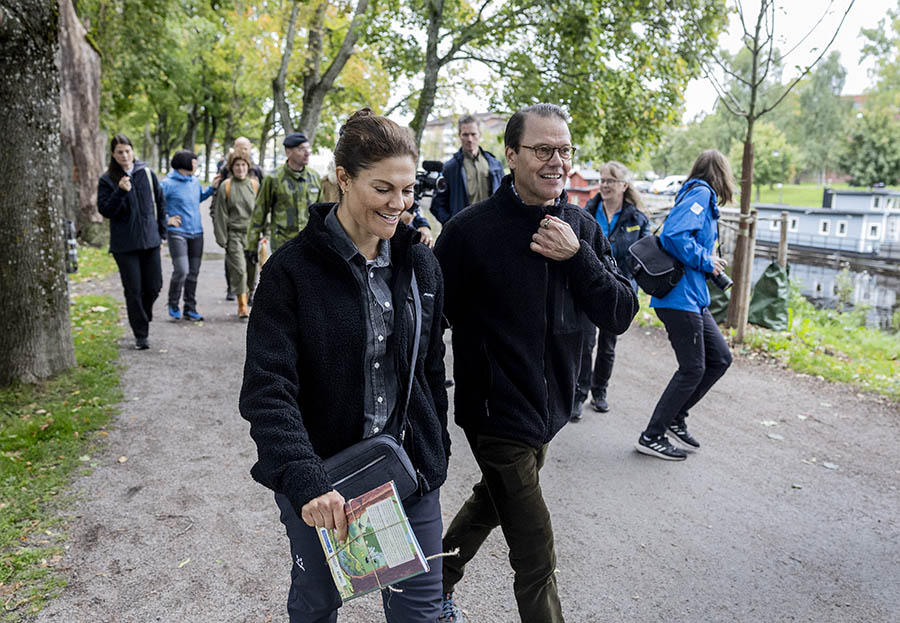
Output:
[{"xmin": 566, "ymin": 169, "xmax": 602, "ymax": 207}]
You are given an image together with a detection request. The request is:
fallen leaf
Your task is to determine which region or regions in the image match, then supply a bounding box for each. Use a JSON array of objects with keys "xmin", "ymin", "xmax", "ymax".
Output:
[
  {"xmin": 767, "ymin": 433, "xmax": 784, "ymax": 441},
  {"xmin": 791, "ymin": 483, "xmax": 803, "ymax": 489},
  {"xmin": 761, "ymin": 420, "xmax": 778, "ymax": 427},
  {"xmin": 78, "ymin": 455, "xmax": 90, "ymax": 462},
  {"xmin": 820, "ymin": 402, "xmax": 832, "ymax": 408},
  {"xmin": 178, "ymin": 558, "xmax": 191, "ymax": 568},
  {"xmin": 823, "ymin": 462, "xmax": 839, "ymax": 470},
  {"xmin": 159, "ymin": 349, "xmax": 168, "ymax": 353},
  {"xmin": 90, "ymin": 306, "xmax": 109, "ymax": 312},
  {"xmin": 797, "ymin": 414, "xmax": 808, "ymax": 421},
  {"xmin": 117, "ymin": 456, "xmax": 128, "ymax": 463}
]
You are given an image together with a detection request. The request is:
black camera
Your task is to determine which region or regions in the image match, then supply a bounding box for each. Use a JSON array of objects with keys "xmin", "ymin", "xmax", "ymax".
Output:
[
  {"xmin": 412, "ymin": 160, "xmax": 446, "ymax": 210},
  {"xmin": 709, "ymin": 271, "xmax": 733, "ymax": 291}
]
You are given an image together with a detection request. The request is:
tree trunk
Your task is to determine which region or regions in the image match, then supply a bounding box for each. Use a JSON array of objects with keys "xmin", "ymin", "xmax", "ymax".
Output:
[
  {"xmin": 726, "ymin": 127, "xmax": 755, "ymax": 330},
  {"xmin": 297, "ymin": 0, "xmax": 371, "ymax": 144},
  {"xmin": 183, "ymin": 102, "xmax": 198, "ymax": 150},
  {"xmin": 0, "ymin": 0, "xmax": 77, "ymax": 385},
  {"xmin": 272, "ymin": 0, "xmax": 300, "ymax": 136},
  {"xmin": 259, "ymin": 106, "xmax": 274, "ymax": 171},
  {"xmin": 202, "ymin": 108, "xmax": 217, "ymax": 182},
  {"xmin": 58, "ymin": 0, "xmax": 105, "ymax": 246},
  {"xmin": 408, "ymin": 0, "xmax": 444, "ymax": 149}
]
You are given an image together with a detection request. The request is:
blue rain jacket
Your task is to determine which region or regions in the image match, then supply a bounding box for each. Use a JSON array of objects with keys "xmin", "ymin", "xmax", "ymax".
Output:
[{"xmin": 160, "ymin": 170, "xmax": 214, "ymax": 237}]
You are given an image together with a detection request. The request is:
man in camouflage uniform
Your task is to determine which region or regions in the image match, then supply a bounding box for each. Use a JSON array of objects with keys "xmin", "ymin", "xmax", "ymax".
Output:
[{"xmin": 246, "ymin": 132, "xmax": 321, "ymax": 257}]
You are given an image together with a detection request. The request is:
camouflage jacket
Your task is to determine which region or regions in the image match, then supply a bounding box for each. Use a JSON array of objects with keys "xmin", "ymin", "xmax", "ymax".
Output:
[{"xmin": 246, "ymin": 164, "xmax": 321, "ymax": 252}]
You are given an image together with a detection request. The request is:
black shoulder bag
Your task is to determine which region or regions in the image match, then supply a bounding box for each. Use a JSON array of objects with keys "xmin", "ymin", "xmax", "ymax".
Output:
[
  {"xmin": 322, "ymin": 273, "xmax": 422, "ymax": 500},
  {"xmin": 627, "ymin": 217, "xmax": 684, "ymax": 298}
]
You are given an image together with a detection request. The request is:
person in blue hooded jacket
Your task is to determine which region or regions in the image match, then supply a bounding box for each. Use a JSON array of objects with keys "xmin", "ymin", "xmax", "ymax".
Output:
[
  {"xmin": 636, "ymin": 149, "xmax": 735, "ymax": 461},
  {"xmin": 160, "ymin": 150, "xmax": 215, "ymax": 321}
]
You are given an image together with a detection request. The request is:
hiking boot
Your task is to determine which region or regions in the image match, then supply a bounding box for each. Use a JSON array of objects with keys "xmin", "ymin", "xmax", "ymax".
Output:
[
  {"xmin": 167, "ymin": 304, "xmax": 181, "ymax": 321},
  {"xmin": 184, "ymin": 309, "xmax": 204, "ymax": 321},
  {"xmin": 668, "ymin": 421, "xmax": 700, "ymax": 450},
  {"xmin": 134, "ymin": 337, "xmax": 150, "ymax": 350},
  {"xmin": 226, "ymin": 289, "xmax": 236, "ymax": 301},
  {"xmin": 636, "ymin": 434, "xmax": 687, "ymax": 461},
  {"xmin": 591, "ymin": 392, "xmax": 609, "ymax": 413},
  {"xmin": 438, "ymin": 592, "xmax": 462, "ymax": 622}
]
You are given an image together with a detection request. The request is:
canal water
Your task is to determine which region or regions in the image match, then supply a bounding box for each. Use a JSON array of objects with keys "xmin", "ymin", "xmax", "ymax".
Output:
[{"xmin": 751, "ymin": 256, "xmax": 899, "ymax": 330}]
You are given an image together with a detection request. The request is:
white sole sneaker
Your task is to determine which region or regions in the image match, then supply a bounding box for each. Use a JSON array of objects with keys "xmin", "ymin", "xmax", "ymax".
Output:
[{"xmin": 635, "ymin": 438, "xmax": 687, "ymax": 461}]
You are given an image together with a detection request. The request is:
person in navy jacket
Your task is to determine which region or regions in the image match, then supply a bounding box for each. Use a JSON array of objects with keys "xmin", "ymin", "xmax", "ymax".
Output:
[
  {"xmin": 636, "ymin": 149, "xmax": 735, "ymax": 461},
  {"xmin": 572, "ymin": 161, "xmax": 649, "ymax": 419},
  {"xmin": 97, "ymin": 134, "xmax": 167, "ymax": 350},
  {"xmin": 430, "ymin": 115, "xmax": 504, "ymax": 224}
]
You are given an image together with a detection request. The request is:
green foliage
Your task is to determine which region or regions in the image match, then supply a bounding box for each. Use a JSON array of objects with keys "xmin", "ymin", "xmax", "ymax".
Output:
[
  {"xmin": 0, "ymin": 296, "xmax": 122, "ymax": 620},
  {"xmin": 634, "ymin": 287, "xmax": 900, "ymax": 402},
  {"xmin": 838, "ymin": 109, "xmax": 900, "ymax": 187},
  {"xmin": 833, "ymin": 267, "xmax": 854, "ymax": 311},
  {"xmin": 728, "ymin": 122, "xmax": 798, "ymax": 198},
  {"xmin": 69, "ymin": 243, "xmax": 117, "ymax": 284}
]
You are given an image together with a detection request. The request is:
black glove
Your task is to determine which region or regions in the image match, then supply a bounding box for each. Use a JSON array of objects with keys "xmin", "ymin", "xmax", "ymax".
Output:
[{"xmin": 245, "ymin": 251, "xmax": 259, "ymax": 266}]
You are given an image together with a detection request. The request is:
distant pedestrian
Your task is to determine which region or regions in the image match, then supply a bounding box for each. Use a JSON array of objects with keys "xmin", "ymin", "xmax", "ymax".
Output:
[
  {"xmin": 246, "ymin": 132, "xmax": 321, "ymax": 258},
  {"xmin": 212, "ymin": 148, "xmax": 259, "ymax": 319},
  {"xmin": 97, "ymin": 134, "xmax": 167, "ymax": 351},
  {"xmin": 160, "ymin": 150, "xmax": 214, "ymax": 322},
  {"xmin": 572, "ymin": 161, "xmax": 650, "ymax": 419},
  {"xmin": 434, "ymin": 104, "xmax": 638, "ymax": 623},
  {"xmin": 430, "ymin": 114, "xmax": 504, "ymax": 225},
  {"xmin": 240, "ymin": 108, "xmax": 450, "ymax": 622},
  {"xmin": 636, "ymin": 149, "xmax": 735, "ymax": 461}
]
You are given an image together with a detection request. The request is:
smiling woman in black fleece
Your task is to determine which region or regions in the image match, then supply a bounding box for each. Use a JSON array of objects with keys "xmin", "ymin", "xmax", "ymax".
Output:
[{"xmin": 239, "ymin": 109, "xmax": 450, "ymax": 622}]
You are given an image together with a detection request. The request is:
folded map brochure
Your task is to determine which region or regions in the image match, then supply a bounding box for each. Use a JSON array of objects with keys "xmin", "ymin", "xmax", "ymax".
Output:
[{"xmin": 317, "ymin": 481, "xmax": 429, "ymax": 601}]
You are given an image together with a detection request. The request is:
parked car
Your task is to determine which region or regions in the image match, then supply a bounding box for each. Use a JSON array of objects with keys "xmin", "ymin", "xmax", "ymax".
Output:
[
  {"xmin": 632, "ymin": 179, "xmax": 652, "ymax": 193},
  {"xmin": 651, "ymin": 175, "xmax": 686, "ymax": 195}
]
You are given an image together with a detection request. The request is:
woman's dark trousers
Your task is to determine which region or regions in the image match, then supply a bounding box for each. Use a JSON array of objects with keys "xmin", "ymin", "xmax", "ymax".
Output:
[
  {"xmin": 113, "ymin": 247, "xmax": 162, "ymax": 340},
  {"xmin": 644, "ymin": 307, "xmax": 732, "ymax": 438},
  {"xmin": 167, "ymin": 233, "xmax": 203, "ymax": 312}
]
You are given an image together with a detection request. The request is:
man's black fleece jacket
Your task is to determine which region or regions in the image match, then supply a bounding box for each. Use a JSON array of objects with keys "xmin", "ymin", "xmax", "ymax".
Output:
[
  {"xmin": 239, "ymin": 203, "xmax": 450, "ymax": 515},
  {"xmin": 433, "ymin": 175, "xmax": 639, "ymax": 448}
]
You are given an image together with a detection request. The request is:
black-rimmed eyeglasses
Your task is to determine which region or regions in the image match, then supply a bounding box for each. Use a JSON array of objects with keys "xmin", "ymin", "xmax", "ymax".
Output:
[{"xmin": 519, "ymin": 144, "xmax": 576, "ymax": 161}]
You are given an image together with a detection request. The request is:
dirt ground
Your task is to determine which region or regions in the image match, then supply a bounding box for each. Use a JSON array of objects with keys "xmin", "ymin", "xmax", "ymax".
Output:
[{"xmin": 31, "ymin": 218, "xmax": 900, "ymax": 623}]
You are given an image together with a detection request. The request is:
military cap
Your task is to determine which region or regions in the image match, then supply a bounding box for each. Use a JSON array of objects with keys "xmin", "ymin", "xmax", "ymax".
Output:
[{"xmin": 283, "ymin": 132, "xmax": 309, "ymax": 148}]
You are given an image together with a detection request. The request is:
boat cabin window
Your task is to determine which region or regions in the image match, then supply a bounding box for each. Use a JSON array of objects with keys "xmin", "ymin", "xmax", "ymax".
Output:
[
  {"xmin": 836, "ymin": 221, "xmax": 848, "ymax": 237},
  {"xmin": 818, "ymin": 220, "xmax": 831, "ymax": 235}
]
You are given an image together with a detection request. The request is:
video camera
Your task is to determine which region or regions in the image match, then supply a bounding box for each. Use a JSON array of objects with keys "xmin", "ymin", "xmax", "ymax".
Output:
[{"xmin": 412, "ymin": 160, "xmax": 447, "ymax": 211}]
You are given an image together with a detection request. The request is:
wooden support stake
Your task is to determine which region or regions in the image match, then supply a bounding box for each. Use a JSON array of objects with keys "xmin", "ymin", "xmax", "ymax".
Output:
[
  {"xmin": 734, "ymin": 210, "xmax": 758, "ymax": 344},
  {"xmin": 777, "ymin": 211, "xmax": 788, "ymax": 267}
]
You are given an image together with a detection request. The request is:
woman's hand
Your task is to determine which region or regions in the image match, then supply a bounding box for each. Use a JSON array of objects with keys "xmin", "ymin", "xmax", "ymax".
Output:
[
  {"xmin": 418, "ymin": 226, "xmax": 434, "ymax": 248},
  {"xmin": 167, "ymin": 215, "xmax": 182, "ymax": 228},
  {"xmin": 300, "ymin": 490, "xmax": 348, "ymax": 543},
  {"xmin": 711, "ymin": 255, "xmax": 728, "ymax": 276},
  {"xmin": 531, "ymin": 215, "xmax": 579, "ymax": 260},
  {"xmin": 118, "ymin": 176, "xmax": 132, "ymax": 192},
  {"xmin": 211, "ymin": 173, "xmax": 223, "ymax": 189}
]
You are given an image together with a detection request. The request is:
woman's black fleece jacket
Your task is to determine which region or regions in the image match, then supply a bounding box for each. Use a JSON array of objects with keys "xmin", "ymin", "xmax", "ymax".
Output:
[
  {"xmin": 239, "ymin": 203, "xmax": 450, "ymax": 515},
  {"xmin": 433, "ymin": 175, "xmax": 639, "ymax": 448}
]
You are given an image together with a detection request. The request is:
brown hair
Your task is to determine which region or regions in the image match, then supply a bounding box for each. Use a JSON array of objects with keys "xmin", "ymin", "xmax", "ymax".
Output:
[
  {"xmin": 600, "ymin": 160, "xmax": 647, "ymax": 214},
  {"xmin": 458, "ymin": 114, "xmax": 480, "ymax": 132},
  {"xmin": 107, "ymin": 134, "xmax": 134, "ymax": 181},
  {"xmin": 504, "ymin": 104, "xmax": 568, "ymax": 151},
  {"xmin": 687, "ymin": 149, "xmax": 735, "ymax": 206},
  {"xmin": 333, "ymin": 108, "xmax": 418, "ymax": 179},
  {"xmin": 227, "ymin": 148, "xmax": 252, "ymax": 171}
]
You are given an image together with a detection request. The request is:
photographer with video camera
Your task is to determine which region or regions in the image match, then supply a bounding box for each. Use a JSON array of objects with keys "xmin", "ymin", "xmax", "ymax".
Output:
[
  {"xmin": 431, "ymin": 114, "xmax": 504, "ymax": 225},
  {"xmin": 401, "ymin": 160, "xmax": 446, "ymax": 247}
]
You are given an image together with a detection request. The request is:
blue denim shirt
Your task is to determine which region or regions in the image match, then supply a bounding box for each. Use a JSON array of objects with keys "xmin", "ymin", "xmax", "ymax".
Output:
[{"xmin": 324, "ymin": 206, "xmax": 398, "ymax": 437}]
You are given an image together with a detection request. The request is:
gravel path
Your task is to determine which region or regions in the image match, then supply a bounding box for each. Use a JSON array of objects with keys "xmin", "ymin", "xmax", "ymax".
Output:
[{"xmin": 33, "ymin": 220, "xmax": 900, "ymax": 623}]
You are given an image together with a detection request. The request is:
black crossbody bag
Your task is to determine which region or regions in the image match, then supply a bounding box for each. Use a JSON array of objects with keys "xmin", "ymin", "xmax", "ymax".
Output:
[
  {"xmin": 322, "ymin": 273, "xmax": 422, "ymax": 501},
  {"xmin": 627, "ymin": 215, "xmax": 684, "ymax": 298}
]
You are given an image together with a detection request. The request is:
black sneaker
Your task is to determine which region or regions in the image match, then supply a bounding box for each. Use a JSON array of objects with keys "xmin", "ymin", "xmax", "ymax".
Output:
[
  {"xmin": 570, "ymin": 403, "xmax": 584, "ymax": 422},
  {"xmin": 590, "ymin": 395, "xmax": 609, "ymax": 413},
  {"xmin": 225, "ymin": 289, "xmax": 236, "ymax": 301},
  {"xmin": 438, "ymin": 591, "xmax": 462, "ymax": 622},
  {"xmin": 134, "ymin": 338, "xmax": 150, "ymax": 350},
  {"xmin": 636, "ymin": 434, "xmax": 687, "ymax": 460},
  {"xmin": 668, "ymin": 421, "xmax": 700, "ymax": 449}
]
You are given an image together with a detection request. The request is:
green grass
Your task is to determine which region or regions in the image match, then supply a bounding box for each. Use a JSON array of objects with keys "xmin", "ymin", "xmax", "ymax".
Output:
[
  {"xmin": 634, "ymin": 290, "xmax": 900, "ymax": 402},
  {"xmin": 748, "ymin": 182, "xmax": 900, "ymax": 207},
  {"xmin": 69, "ymin": 243, "xmax": 116, "ymax": 284},
  {"xmin": 0, "ymin": 296, "xmax": 122, "ymax": 620}
]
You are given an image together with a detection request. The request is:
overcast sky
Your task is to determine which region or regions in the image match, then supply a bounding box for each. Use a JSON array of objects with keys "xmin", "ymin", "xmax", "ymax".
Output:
[{"xmin": 682, "ymin": 0, "xmax": 896, "ymax": 121}]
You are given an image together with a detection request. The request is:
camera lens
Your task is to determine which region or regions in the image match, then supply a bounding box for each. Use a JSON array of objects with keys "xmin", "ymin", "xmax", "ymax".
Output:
[{"xmin": 710, "ymin": 272, "xmax": 733, "ymax": 291}]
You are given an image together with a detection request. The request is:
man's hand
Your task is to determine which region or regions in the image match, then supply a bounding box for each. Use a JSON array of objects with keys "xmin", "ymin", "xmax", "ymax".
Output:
[
  {"xmin": 300, "ymin": 490, "xmax": 348, "ymax": 543},
  {"xmin": 118, "ymin": 176, "xmax": 132, "ymax": 192},
  {"xmin": 245, "ymin": 251, "xmax": 259, "ymax": 266},
  {"xmin": 166, "ymin": 215, "xmax": 182, "ymax": 228},
  {"xmin": 711, "ymin": 255, "xmax": 728, "ymax": 276},
  {"xmin": 531, "ymin": 215, "xmax": 579, "ymax": 261},
  {"xmin": 418, "ymin": 226, "xmax": 434, "ymax": 248}
]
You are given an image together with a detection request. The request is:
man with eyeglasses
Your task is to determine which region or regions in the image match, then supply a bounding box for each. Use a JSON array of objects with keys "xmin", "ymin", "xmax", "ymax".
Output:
[
  {"xmin": 431, "ymin": 114, "xmax": 505, "ymax": 225},
  {"xmin": 434, "ymin": 104, "xmax": 638, "ymax": 623},
  {"xmin": 246, "ymin": 132, "xmax": 321, "ymax": 256}
]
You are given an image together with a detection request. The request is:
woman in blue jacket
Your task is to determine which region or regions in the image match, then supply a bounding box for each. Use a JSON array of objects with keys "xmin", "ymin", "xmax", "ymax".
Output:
[
  {"xmin": 97, "ymin": 134, "xmax": 168, "ymax": 350},
  {"xmin": 636, "ymin": 150, "xmax": 735, "ymax": 461},
  {"xmin": 160, "ymin": 150, "xmax": 215, "ymax": 321},
  {"xmin": 572, "ymin": 161, "xmax": 649, "ymax": 419}
]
